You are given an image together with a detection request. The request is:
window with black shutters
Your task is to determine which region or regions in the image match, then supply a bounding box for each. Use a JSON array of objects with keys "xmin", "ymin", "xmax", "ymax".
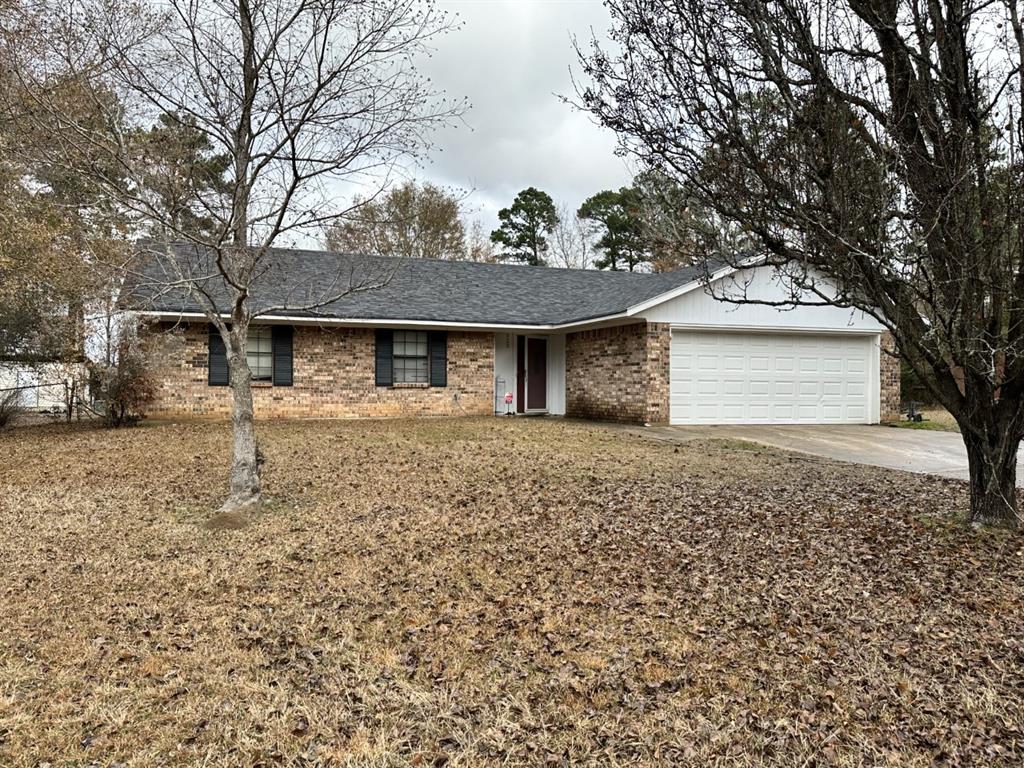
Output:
[
  {"xmin": 208, "ymin": 324, "xmax": 292, "ymax": 386},
  {"xmin": 393, "ymin": 330, "xmax": 429, "ymax": 384}
]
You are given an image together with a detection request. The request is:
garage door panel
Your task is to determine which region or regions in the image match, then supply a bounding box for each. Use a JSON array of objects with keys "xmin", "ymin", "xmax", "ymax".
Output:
[
  {"xmin": 773, "ymin": 381, "xmax": 795, "ymax": 397},
  {"xmin": 722, "ymin": 379, "xmax": 745, "ymax": 395},
  {"xmin": 750, "ymin": 380, "xmax": 771, "ymax": 396},
  {"xmin": 721, "ymin": 404, "xmax": 745, "ymax": 419},
  {"xmin": 798, "ymin": 381, "xmax": 820, "ymax": 396},
  {"xmin": 697, "ymin": 378, "xmax": 720, "ymax": 395},
  {"xmin": 797, "ymin": 404, "xmax": 819, "ymax": 419},
  {"xmin": 697, "ymin": 354, "xmax": 718, "ymax": 370},
  {"xmin": 748, "ymin": 404, "xmax": 771, "ymax": 419},
  {"xmin": 773, "ymin": 404, "xmax": 795, "ymax": 420},
  {"xmin": 822, "ymin": 381, "xmax": 843, "ymax": 397},
  {"xmin": 670, "ymin": 401, "xmax": 692, "ymax": 417},
  {"xmin": 847, "ymin": 405, "xmax": 867, "ymax": 420},
  {"xmin": 670, "ymin": 331, "xmax": 875, "ymax": 425}
]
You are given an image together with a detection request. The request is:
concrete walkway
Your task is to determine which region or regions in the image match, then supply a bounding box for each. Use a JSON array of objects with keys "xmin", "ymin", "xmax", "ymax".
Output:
[{"xmin": 622, "ymin": 424, "xmax": 1024, "ymax": 486}]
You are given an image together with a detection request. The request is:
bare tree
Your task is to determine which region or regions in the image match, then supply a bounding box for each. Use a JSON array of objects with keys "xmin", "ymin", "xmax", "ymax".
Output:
[
  {"xmin": 464, "ymin": 218, "xmax": 498, "ymax": 263},
  {"xmin": 8, "ymin": 0, "xmax": 463, "ymax": 518},
  {"xmin": 325, "ymin": 179, "xmax": 467, "ymax": 260},
  {"xmin": 549, "ymin": 203, "xmax": 591, "ymax": 269},
  {"xmin": 579, "ymin": 0, "xmax": 1024, "ymax": 528}
]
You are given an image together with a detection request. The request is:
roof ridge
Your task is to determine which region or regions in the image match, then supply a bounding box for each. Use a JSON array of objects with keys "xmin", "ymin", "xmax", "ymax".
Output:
[{"xmin": 135, "ymin": 240, "xmax": 697, "ymax": 281}]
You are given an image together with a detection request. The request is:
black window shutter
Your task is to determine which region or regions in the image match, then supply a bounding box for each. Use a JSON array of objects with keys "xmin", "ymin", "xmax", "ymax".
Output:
[
  {"xmin": 428, "ymin": 331, "xmax": 447, "ymax": 387},
  {"xmin": 272, "ymin": 325, "xmax": 293, "ymax": 386},
  {"xmin": 375, "ymin": 329, "xmax": 393, "ymax": 386},
  {"xmin": 208, "ymin": 325, "xmax": 229, "ymax": 386}
]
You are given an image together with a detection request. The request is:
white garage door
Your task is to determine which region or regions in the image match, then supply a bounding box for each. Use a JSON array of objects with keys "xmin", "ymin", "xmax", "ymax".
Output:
[{"xmin": 669, "ymin": 331, "xmax": 876, "ymax": 425}]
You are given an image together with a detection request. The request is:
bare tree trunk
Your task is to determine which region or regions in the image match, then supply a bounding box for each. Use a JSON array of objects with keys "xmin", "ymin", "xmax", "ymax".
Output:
[
  {"xmin": 962, "ymin": 427, "xmax": 1020, "ymax": 528},
  {"xmin": 64, "ymin": 378, "xmax": 75, "ymax": 422},
  {"xmin": 222, "ymin": 330, "xmax": 261, "ymax": 514}
]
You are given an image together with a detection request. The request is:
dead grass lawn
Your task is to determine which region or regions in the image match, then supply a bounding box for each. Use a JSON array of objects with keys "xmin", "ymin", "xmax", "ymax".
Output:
[{"xmin": 0, "ymin": 417, "xmax": 1022, "ymax": 766}]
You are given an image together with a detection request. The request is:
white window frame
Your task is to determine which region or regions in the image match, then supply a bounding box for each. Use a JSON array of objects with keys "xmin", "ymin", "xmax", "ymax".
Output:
[{"xmin": 393, "ymin": 330, "xmax": 429, "ymax": 384}]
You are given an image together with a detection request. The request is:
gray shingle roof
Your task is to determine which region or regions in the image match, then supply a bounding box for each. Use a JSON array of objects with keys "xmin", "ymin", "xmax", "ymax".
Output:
[{"xmin": 121, "ymin": 242, "xmax": 716, "ymax": 326}]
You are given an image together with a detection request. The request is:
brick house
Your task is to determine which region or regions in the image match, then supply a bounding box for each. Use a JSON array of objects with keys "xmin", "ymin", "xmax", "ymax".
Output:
[{"xmin": 123, "ymin": 244, "xmax": 900, "ymax": 424}]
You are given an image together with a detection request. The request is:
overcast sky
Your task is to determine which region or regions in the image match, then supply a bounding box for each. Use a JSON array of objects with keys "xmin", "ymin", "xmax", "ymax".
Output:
[{"xmin": 412, "ymin": 0, "xmax": 632, "ymax": 231}]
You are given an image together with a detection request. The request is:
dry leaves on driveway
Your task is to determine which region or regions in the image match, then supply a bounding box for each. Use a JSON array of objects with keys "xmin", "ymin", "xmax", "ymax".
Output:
[{"xmin": 0, "ymin": 417, "xmax": 1021, "ymax": 766}]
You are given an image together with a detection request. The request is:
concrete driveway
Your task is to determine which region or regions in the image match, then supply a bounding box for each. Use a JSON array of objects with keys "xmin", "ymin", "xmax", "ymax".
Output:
[{"xmin": 633, "ymin": 424, "xmax": 1024, "ymax": 486}]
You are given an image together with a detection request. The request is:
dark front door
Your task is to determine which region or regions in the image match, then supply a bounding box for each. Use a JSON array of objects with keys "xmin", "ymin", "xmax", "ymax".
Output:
[{"xmin": 526, "ymin": 337, "xmax": 547, "ymax": 411}]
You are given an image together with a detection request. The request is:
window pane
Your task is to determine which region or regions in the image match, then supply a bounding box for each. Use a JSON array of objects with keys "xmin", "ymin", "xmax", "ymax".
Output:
[
  {"xmin": 246, "ymin": 327, "xmax": 273, "ymax": 380},
  {"xmin": 395, "ymin": 358, "xmax": 424, "ymax": 384},
  {"xmin": 248, "ymin": 352, "xmax": 271, "ymax": 379},
  {"xmin": 394, "ymin": 331, "xmax": 426, "ymax": 350}
]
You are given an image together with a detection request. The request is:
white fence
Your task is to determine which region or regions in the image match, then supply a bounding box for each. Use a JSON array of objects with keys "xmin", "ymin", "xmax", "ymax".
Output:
[{"xmin": 0, "ymin": 364, "xmax": 72, "ymax": 411}]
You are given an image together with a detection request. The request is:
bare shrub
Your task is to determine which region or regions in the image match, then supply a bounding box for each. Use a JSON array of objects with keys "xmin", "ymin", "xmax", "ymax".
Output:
[
  {"xmin": 0, "ymin": 388, "xmax": 22, "ymax": 429},
  {"xmin": 93, "ymin": 330, "xmax": 159, "ymax": 428}
]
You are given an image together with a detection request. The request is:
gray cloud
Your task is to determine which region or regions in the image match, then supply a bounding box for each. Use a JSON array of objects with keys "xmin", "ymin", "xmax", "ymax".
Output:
[{"xmin": 416, "ymin": 0, "xmax": 632, "ymax": 229}]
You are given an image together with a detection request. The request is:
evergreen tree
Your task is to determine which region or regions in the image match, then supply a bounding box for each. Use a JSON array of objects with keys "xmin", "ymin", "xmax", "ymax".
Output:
[
  {"xmin": 490, "ymin": 187, "xmax": 558, "ymax": 266},
  {"xmin": 577, "ymin": 186, "xmax": 647, "ymax": 271}
]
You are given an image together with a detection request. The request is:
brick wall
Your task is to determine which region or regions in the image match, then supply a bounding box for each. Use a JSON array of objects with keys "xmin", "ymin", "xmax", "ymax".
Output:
[
  {"xmin": 564, "ymin": 322, "xmax": 670, "ymax": 424},
  {"xmin": 148, "ymin": 321, "xmax": 898, "ymax": 425},
  {"xmin": 147, "ymin": 323, "xmax": 494, "ymax": 419},
  {"xmin": 644, "ymin": 323, "xmax": 671, "ymax": 424},
  {"xmin": 880, "ymin": 331, "xmax": 901, "ymax": 421}
]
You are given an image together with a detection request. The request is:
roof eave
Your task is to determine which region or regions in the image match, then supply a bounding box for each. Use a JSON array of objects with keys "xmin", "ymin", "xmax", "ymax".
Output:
[{"xmin": 133, "ymin": 309, "xmax": 638, "ymax": 333}]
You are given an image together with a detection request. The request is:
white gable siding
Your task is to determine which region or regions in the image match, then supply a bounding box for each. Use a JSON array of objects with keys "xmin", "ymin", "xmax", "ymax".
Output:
[{"xmin": 638, "ymin": 265, "xmax": 884, "ymax": 333}]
